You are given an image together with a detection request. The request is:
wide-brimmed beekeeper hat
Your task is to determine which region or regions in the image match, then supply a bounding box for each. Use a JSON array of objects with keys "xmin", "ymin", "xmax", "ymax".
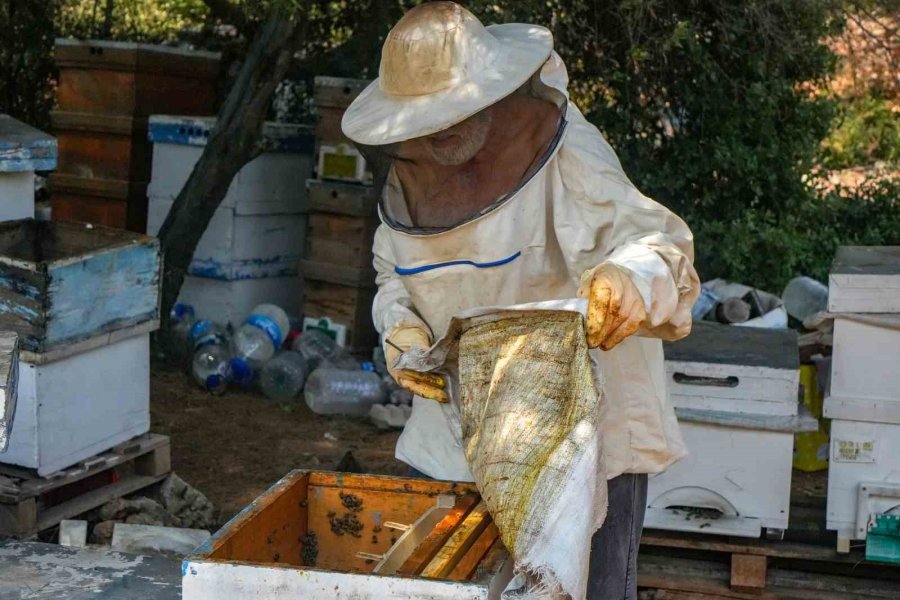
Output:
[{"xmin": 341, "ymin": 2, "xmax": 553, "ymax": 146}]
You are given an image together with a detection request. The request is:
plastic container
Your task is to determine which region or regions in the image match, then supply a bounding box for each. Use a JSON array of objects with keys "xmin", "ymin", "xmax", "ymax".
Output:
[
  {"xmin": 231, "ymin": 304, "xmax": 290, "ymax": 371},
  {"xmin": 191, "ymin": 342, "xmax": 231, "ymax": 395},
  {"xmin": 304, "ymin": 368, "xmax": 386, "ymax": 416},
  {"xmin": 190, "ymin": 319, "xmax": 228, "ymax": 350},
  {"xmin": 292, "ymin": 329, "xmax": 359, "ymax": 371},
  {"xmin": 170, "ymin": 303, "xmax": 196, "ymax": 362},
  {"xmin": 259, "ymin": 351, "xmax": 309, "ymax": 400},
  {"xmin": 692, "ymin": 288, "xmax": 719, "ymax": 320},
  {"xmin": 782, "ymin": 276, "xmax": 828, "ymax": 323}
]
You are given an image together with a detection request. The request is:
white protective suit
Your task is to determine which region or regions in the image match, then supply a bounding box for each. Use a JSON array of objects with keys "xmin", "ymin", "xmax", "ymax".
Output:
[{"xmin": 370, "ymin": 53, "xmax": 699, "ymax": 481}]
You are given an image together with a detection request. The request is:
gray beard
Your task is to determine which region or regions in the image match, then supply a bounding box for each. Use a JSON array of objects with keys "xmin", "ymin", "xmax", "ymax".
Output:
[{"xmin": 429, "ymin": 112, "xmax": 492, "ymax": 166}]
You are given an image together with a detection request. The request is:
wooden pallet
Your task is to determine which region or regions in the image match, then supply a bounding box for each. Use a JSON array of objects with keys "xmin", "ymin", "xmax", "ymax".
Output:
[
  {"xmin": 0, "ymin": 433, "xmax": 170, "ymax": 538},
  {"xmin": 639, "ymin": 523, "xmax": 900, "ymax": 598}
]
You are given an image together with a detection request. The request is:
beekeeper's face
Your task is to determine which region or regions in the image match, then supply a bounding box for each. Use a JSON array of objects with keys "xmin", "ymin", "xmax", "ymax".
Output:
[{"xmin": 425, "ymin": 107, "xmax": 493, "ymax": 165}]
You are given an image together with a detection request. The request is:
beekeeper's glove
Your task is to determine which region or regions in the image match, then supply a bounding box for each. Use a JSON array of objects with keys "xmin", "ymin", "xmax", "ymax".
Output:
[
  {"xmin": 384, "ymin": 326, "xmax": 448, "ymax": 403},
  {"xmin": 578, "ymin": 264, "xmax": 648, "ymax": 351}
]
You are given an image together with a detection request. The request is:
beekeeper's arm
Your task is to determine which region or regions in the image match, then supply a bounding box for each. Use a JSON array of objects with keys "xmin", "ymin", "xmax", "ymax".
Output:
[
  {"xmin": 558, "ymin": 113, "xmax": 700, "ymax": 350},
  {"xmin": 372, "ymin": 225, "xmax": 448, "ymax": 401}
]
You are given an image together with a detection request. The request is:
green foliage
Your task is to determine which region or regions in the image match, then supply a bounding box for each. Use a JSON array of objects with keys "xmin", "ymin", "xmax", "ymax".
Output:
[
  {"xmin": 695, "ymin": 176, "xmax": 900, "ymax": 292},
  {"xmin": 56, "ymin": 0, "xmax": 210, "ymax": 43},
  {"xmin": 0, "ymin": 1, "xmax": 56, "ymax": 130},
  {"xmin": 821, "ymin": 95, "xmax": 900, "ymax": 168}
]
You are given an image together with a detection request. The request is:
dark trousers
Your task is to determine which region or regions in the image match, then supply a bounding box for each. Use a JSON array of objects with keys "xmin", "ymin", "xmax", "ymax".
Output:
[
  {"xmin": 587, "ymin": 473, "xmax": 648, "ymax": 600},
  {"xmin": 406, "ymin": 467, "xmax": 648, "ymax": 599}
]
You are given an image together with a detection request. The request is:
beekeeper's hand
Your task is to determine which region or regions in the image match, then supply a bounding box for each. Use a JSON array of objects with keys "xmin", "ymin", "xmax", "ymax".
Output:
[
  {"xmin": 578, "ymin": 264, "xmax": 648, "ymax": 351},
  {"xmin": 384, "ymin": 326, "xmax": 448, "ymax": 403}
]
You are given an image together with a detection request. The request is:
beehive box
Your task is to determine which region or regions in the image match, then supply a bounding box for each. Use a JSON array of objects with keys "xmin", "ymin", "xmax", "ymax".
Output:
[
  {"xmin": 147, "ymin": 197, "xmax": 308, "ymax": 280},
  {"xmin": 177, "ymin": 274, "xmax": 302, "ymax": 328},
  {"xmin": 662, "ymin": 321, "xmax": 800, "ymax": 416},
  {"xmin": 313, "ymin": 77, "xmax": 371, "ymax": 146},
  {"xmin": 826, "ymin": 418, "xmax": 900, "ymax": 548},
  {"xmin": 2, "ymin": 333, "xmax": 150, "ymax": 476},
  {"xmin": 0, "ymin": 219, "xmax": 160, "ymax": 356},
  {"xmin": 302, "ymin": 179, "xmax": 379, "ymax": 353},
  {"xmin": 54, "ymin": 39, "xmax": 220, "ymax": 118},
  {"xmin": 646, "ymin": 418, "xmax": 795, "ymax": 538},
  {"xmin": 147, "ymin": 115, "xmax": 315, "ymax": 213},
  {"xmin": 829, "ymin": 246, "xmax": 900, "ymax": 314},
  {"xmin": 183, "ymin": 471, "xmax": 512, "ymax": 599},
  {"xmin": 825, "ymin": 316, "xmax": 900, "ymax": 424},
  {"xmin": 0, "ymin": 115, "xmax": 57, "ymax": 222}
]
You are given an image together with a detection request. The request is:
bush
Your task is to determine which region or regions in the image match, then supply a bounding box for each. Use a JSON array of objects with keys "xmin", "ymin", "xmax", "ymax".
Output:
[
  {"xmin": 0, "ymin": 2, "xmax": 55, "ymax": 130},
  {"xmin": 821, "ymin": 95, "xmax": 900, "ymax": 168},
  {"xmin": 694, "ymin": 176, "xmax": 900, "ymax": 292}
]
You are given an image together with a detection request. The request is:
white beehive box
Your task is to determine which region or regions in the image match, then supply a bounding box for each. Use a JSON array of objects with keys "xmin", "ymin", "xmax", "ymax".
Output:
[
  {"xmin": 645, "ymin": 418, "xmax": 794, "ymax": 538},
  {"xmin": 176, "ymin": 274, "xmax": 302, "ymax": 328},
  {"xmin": 147, "ymin": 197, "xmax": 308, "ymax": 280},
  {"xmin": 663, "ymin": 322, "xmax": 800, "ymax": 416},
  {"xmin": 1, "ymin": 333, "xmax": 150, "ymax": 476},
  {"xmin": 147, "ymin": 115, "xmax": 315, "ymax": 214},
  {"xmin": 826, "ymin": 418, "xmax": 900, "ymax": 547},
  {"xmin": 828, "ymin": 246, "xmax": 900, "ymax": 314},
  {"xmin": 824, "ymin": 316, "xmax": 900, "ymax": 424},
  {"xmin": 0, "ymin": 115, "xmax": 56, "ymax": 221}
]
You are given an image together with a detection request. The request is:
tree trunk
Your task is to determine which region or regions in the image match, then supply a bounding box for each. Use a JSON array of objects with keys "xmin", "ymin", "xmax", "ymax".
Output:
[{"xmin": 155, "ymin": 14, "xmax": 301, "ymax": 352}]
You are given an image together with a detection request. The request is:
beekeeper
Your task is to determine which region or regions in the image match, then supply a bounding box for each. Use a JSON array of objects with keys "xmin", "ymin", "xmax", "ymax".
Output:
[{"xmin": 342, "ymin": 2, "xmax": 700, "ymax": 598}]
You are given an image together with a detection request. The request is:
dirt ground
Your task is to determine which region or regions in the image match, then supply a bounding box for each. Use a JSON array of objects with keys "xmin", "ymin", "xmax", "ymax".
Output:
[{"xmin": 150, "ymin": 365, "xmax": 406, "ymax": 524}]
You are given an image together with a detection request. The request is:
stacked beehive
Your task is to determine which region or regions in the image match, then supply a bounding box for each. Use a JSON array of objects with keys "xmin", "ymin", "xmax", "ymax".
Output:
[
  {"xmin": 302, "ymin": 77, "xmax": 379, "ymax": 353},
  {"xmin": 51, "ymin": 39, "xmax": 220, "ymax": 231},
  {"xmin": 824, "ymin": 246, "xmax": 900, "ymax": 557},
  {"xmin": 0, "ymin": 219, "xmax": 160, "ymax": 477},
  {"xmin": 146, "ymin": 116, "xmax": 315, "ymax": 326},
  {"xmin": 651, "ymin": 322, "xmax": 806, "ymax": 539}
]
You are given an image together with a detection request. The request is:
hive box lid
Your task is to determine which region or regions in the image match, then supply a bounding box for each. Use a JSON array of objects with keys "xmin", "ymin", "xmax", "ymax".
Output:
[
  {"xmin": 0, "ymin": 115, "xmax": 57, "ymax": 172},
  {"xmin": 54, "ymin": 38, "xmax": 220, "ymax": 77},
  {"xmin": 663, "ymin": 321, "xmax": 798, "ymax": 370},
  {"xmin": 829, "ymin": 246, "xmax": 900, "ymax": 313},
  {"xmin": 148, "ymin": 115, "xmax": 314, "ymax": 154}
]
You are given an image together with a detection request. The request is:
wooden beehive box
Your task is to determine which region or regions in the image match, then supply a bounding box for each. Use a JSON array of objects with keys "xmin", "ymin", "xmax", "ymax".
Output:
[
  {"xmin": 313, "ymin": 77, "xmax": 371, "ymax": 146},
  {"xmin": 0, "ymin": 219, "xmax": 160, "ymax": 357},
  {"xmin": 183, "ymin": 471, "xmax": 512, "ymax": 599},
  {"xmin": 52, "ymin": 39, "xmax": 221, "ymax": 231},
  {"xmin": 302, "ymin": 180, "xmax": 379, "ymax": 353}
]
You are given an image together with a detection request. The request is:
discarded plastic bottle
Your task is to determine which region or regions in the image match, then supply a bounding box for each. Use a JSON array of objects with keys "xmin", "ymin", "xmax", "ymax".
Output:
[
  {"xmin": 292, "ymin": 329, "xmax": 359, "ymax": 371},
  {"xmin": 782, "ymin": 276, "xmax": 829, "ymax": 323},
  {"xmin": 304, "ymin": 369, "xmax": 387, "ymax": 416},
  {"xmin": 189, "ymin": 319, "xmax": 228, "ymax": 351},
  {"xmin": 170, "ymin": 303, "xmax": 196, "ymax": 361},
  {"xmin": 231, "ymin": 304, "xmax": 290, "ymax": 371},
  {"xmin": 191, "ymin": 342, "xmax": 231, "ymax": 395},
  {"xmin": 259, "ymin": 351, "xmax": 309, "ymax": 400}
]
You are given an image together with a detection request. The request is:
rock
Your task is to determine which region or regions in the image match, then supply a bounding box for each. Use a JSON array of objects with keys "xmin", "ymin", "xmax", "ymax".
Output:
[
  {"xmin": 334, "ymin": 451, "xmax": 364, "ymax": 473},
  {"xmin": 90, "ymin": 520, "xmax": 117, "ymax": 545},
  {"xmin": 157, "ymin": 474, "xmax": 216, "ymax": 530}
]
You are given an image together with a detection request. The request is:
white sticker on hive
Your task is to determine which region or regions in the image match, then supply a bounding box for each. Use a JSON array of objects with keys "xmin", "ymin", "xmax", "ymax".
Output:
[{"xmin": 834, "ymin": 438, "xmax": 877, "ymax": 463}]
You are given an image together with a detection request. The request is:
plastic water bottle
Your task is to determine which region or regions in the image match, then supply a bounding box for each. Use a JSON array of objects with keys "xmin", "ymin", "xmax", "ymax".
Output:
[
  {"xmin": 305, "ymin": 369, "xmax": 387, "ymax": 416},
  {"xmin": 782, "ymin": 276, "xmax": 829, "ymax": 323},
  {"xmin": 259, "ymin": 351, "xmax": 309, "ymax": 400},
  {"xmin": 292, "ymin": 329, "xmax": 359, "ymax": 371},
  {"xmin": 170, "ymin": 303, "xmax": 196, "ymax": 361},
  {"xmin": 191, "ymin": 342, "xmax": 231, "ymax": 395},
  {"xmin": 190, "ymin": 319, "xmax": 228, "ymax": 350},
  {"xmin": 231, "ymin": 304, "xmax": 290, "ymax": 371}
]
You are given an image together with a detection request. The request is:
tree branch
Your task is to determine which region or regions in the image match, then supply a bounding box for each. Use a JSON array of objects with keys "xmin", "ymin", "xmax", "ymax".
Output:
[{"xmin": 202, "ymin": 0, "xmax": 251, "ymax": 35}]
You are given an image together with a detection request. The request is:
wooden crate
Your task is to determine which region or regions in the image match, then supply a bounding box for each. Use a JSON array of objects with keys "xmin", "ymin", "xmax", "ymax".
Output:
[
  {"xmin": 183, "ymin": 471, "xmax": 511, "ymax": 599},
  {"xmin": 0, "ymin": 433, "xmax": 170, "ymax": 538},
  {"xmin": 0, "ymin": 219, "xmax": 160, "ymax": 354},
  {"xmin": 55, "ymin": 39, "xmax": 220, "ymax": 117},
  {"xmin": 303, "ymin": 279, "xmax": 377, "ymax": 353}
]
